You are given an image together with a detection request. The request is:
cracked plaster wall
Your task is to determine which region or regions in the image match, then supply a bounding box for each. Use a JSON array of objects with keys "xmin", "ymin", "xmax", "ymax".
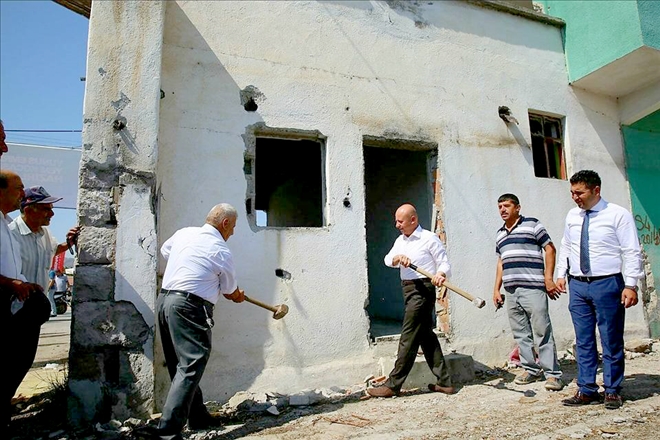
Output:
[
  {"xmin": 69, "ymin": 0, "xmax": 164, "ymax": 426},
  {"xmin": 71, "ymin": 0, "xmax": 651, "ymax": 425}
]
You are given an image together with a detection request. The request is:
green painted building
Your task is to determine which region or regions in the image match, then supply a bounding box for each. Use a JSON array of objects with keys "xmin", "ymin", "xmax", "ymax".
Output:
[{"xmin": 541, "ymin": 0, "xmax": 660, "ymax": 336}]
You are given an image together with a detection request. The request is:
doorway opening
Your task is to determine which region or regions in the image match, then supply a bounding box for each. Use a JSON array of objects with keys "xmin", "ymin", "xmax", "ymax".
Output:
[{"xmin": 363, "ymin": 137, "xmax": 439, "ymax": 339}]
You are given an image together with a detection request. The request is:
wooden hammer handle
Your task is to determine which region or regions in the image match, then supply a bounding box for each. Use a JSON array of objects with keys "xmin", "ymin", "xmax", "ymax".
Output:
[
  {"xmin": 408, "ymin": 264, "xmax": 478, "ymax": 303},
  {"xmin": 244, "ymin": 295, "xmax": 277, "ymax": 313}
]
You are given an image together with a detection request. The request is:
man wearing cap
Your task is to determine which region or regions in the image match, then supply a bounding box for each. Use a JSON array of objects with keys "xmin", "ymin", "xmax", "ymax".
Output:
[
  {"xmin": 1, "ymin": 170, "xmax": 47, "ymax": 428},
  {"xmin": 9, "ymin": 186, "xmax": 80, "ymax": 316}
]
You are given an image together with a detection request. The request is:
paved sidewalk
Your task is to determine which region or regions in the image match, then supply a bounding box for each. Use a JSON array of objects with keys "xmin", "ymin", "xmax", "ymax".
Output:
[{"xmin": 14, "ymin": 309, "xmax": 71, "ymax": 399}]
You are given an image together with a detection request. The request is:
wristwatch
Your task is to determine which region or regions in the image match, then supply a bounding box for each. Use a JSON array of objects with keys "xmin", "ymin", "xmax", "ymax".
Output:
[{"xmin": 625, "ymin": 285, "xmax": 639, "ymax": 292}]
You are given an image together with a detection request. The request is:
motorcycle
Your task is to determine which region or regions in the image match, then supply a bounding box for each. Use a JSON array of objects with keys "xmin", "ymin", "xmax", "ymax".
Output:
[{"xmin": 53, "ymin": 289, "xmax": 71, "ymax": 315}]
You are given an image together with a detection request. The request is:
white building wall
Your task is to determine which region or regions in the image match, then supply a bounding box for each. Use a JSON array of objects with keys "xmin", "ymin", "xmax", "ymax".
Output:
[{"xmin": 150, "ymin": 0, "xmax": 645, "ymax": 402}]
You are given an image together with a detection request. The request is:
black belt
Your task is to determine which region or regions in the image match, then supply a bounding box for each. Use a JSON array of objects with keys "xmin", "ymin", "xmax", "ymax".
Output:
[
  {"xmin": 160, "ymin": 289, "xmax": 214, "ymax": 309},
  {"xmin": 569, "ymin": 273, "xmax": 621, "ymax": 283},
  {"xmin": 402, "ymin": 278, "xmax": 432, "ymax": 286}
]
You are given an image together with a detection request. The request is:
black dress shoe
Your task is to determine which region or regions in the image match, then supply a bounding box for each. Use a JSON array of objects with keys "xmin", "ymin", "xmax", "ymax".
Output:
[
  {"xmin": 132, "ymin": 425, "xmax": 161, "ymax": 439},
  {"xmin": 188, "ymin": 412, "xmax": 224, "ymax": 430},
  {"xmin": 133, "ymin": 424, "xmax": 184, "ymax": 440},
  {"xmin": 561, "ymin": 390, "xmax": 603, "ymax": 406},
  {"xmin": 428, "ymin": 384, "xmax": 457, "ymax": 394}
]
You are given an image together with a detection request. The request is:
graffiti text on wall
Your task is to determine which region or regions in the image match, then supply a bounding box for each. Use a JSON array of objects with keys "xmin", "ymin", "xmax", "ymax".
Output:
[{"xmin": 635, "ymin": 214, "xmax": 660, "ymax": 246}]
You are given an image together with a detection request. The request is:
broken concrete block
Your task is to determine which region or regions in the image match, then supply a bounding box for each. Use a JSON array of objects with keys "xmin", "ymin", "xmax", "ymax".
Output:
[
  {"xmin": 289, "ymin": 395, "xmax": 310, "ymax": 406},
  {"xmin": 228, "ymin": 391, "xmax": 254, "ymax": 411},
  {"xmin": 624, "ymin": 339, "xmax": 653, "ymax": 353}
]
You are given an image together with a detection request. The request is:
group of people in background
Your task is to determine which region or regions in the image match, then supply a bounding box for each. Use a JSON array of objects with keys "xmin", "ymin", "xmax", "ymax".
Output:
[
  {"xmin": 367, "ymin": 169, "xmax": 643, "ymax": 413},
  {"xmin": 1, "ymin": 120, "xmax": 79, "ymax": 429}
]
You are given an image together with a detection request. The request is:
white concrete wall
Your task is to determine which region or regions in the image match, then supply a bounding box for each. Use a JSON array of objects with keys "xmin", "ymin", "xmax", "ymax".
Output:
[
  {"xmin": 74, "ymin": 0, "xmax": 165, "ymax": 423},
  {"xmin": 152, "ymin": 0, "xmax": 645, "ymax": 401}
]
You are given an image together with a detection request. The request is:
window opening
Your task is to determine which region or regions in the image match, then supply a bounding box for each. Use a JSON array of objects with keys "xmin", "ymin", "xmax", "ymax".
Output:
[
  {"xmin": 254, "ymin": 137, "xmax": 325, "ymax": 227},
  {"xmin": 529, "ymin": 113, "xmax": 566, "ymax": 180}
]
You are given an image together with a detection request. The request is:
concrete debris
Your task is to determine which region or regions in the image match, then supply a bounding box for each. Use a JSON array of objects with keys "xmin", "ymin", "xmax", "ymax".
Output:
[
  {"xmin": 289, "ymin": 395, "xmax": 310, "ymax": 406},
  {"xmin": 624, "ymin": 339, "xmax": 653, "ymax": 353},
  {"xmin": 266, "ymin": 406, "xmax": 280, "ymax": 415},
  {"xmin": 121, "ymin": 417, "xmax": 143, "ymax": 428}
]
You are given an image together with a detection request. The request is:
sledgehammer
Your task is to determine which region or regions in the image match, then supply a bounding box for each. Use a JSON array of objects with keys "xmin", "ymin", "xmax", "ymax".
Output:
[
  {"xmin": 408, "ymin": 264, "xmax": 486, "ymax": 309},
  {"xmin": 244, "ymin": 295, "xmax": 289, "ymax": 320}
]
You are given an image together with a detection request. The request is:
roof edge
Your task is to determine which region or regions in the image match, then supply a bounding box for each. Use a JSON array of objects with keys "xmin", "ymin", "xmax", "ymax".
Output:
[
  {"xmin": 465, "ymin": 0, "xmax": 565, "ymax": 27},
  {"xmin": 52, "ymin": 0, "xmax": 91, "ymax": 19}
]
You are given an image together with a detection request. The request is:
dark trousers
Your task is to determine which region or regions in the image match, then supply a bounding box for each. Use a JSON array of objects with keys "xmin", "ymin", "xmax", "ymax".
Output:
[
  {"xmin": 4, "ymin": 308, "xmax": 42, "ymax": 427},
  {"xmin": 568, "ymin": 274, "xmax": 626, "ymax": 395},
  {"xmin": 385, "ymin": 279, "xmax": 452, "ymax": 392},
  {"xmin": 157, "ymin": 292, "xmax": 213, "ymax": 439}
]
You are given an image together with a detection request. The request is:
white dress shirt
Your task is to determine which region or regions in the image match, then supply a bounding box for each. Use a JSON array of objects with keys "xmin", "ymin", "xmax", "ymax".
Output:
[
  {"xmin": 9, "ymin": 215, "xmax": 59, "ymax": 291},
  {"xmin": 384, "ymin": 225, "xmax": 451, "ymax": 280},
  {"xmin": 557, "ymin": 198, "xmax": 643, "ymax": 286},
  {"xmin": 161, "ymin": 223, "xmax": 238, "ymax": 304},
  {"xmin": 1, "ymin": 213, "xmax": 26, "ymax": 281}
]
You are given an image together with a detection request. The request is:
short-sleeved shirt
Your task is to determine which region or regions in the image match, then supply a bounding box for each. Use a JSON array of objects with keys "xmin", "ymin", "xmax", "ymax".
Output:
[
  {"xmin": 495, "ymin": 216, "xmax": 551, "ymax": 290},
  {"xmin": 1, "ymin": 214, "xmax": 26, "ymax": 281},
  {"xmin": 9, "ymin": 215, "xmax": 59, "ymax": 291}
]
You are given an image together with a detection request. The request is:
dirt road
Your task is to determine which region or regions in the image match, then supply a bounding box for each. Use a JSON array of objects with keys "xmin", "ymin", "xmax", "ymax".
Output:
[
  {"xmin": 220, "ymin": 347, "xmax": 660, "ymax": 440},
  {"xmin": 10, "ymin": 341, "xmax": 659, "ymax": 439}
]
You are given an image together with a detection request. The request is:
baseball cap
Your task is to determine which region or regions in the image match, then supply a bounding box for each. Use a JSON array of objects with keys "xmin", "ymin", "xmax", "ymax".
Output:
[{"xmin": 22, "ymin": 186, "xmax": 63, "ymax": 208}]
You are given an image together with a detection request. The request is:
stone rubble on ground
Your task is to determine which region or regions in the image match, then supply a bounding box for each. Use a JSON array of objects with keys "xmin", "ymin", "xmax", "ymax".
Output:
[{"xmin": 10, "ymin": 339, "xmax": 660, "ymax": 439}]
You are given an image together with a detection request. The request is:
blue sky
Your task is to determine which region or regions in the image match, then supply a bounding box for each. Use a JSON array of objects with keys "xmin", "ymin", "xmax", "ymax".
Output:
[{"xmin": 1, "ymin": 0, "xmax": 89, "ymax": 245}]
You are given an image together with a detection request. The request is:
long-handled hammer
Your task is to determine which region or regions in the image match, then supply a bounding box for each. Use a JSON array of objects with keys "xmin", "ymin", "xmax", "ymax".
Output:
[
  {"xmin": 408, "ymin": 264, "xmax": 486, "ymax": 309},
  {"xmin": 244, "ymin": 295, "xmax": 289, "ymax": 320}
]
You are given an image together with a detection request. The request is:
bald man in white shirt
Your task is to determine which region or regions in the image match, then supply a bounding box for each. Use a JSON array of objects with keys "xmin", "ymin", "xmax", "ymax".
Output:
[
  {"xmin": 556, "ymin": 170, "xmax": 643, "ymax": 410},
  {"xmin": 137, "ymin": 204, "xmax": 245, "ymax": 440},
  {"xmin": 367, "ymin": 203, "xmax": 455, "ymax": 398}
]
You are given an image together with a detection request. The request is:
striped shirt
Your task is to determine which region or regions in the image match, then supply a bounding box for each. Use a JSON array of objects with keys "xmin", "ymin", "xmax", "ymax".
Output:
[
  {"xmin": 495, "ymin": 216, "xmax": 551, "ymax": 289},
  {"xmin": 8, "ymin": 215, "xmax": 59, "ymax": 291}
]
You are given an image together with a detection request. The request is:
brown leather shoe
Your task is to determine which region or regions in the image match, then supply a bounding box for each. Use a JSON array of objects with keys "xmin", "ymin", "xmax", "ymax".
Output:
[
  {"xmin": 366, "ymin": 385, "xmax": 397, "ymax": 398},
  {"xmin": 604, "ymin": 393, "xmax": 623, "ymax": 409},
  {"xmin": 428, "ymin": 384, "xmax": 457, "ymax": 394},
  {"xmin": 561, "ymin": 390, "xmax": 603, "ymax": 406}
]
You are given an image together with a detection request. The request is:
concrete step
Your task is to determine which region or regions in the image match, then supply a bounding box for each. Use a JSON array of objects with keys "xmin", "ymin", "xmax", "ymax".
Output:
[
  {"xmin": 373, "ymin": 332, "xmax": 475, "ymax": 389},
  {"xmin": 377, "ymin": 353, "xmax": 475, "ymax": 389}
]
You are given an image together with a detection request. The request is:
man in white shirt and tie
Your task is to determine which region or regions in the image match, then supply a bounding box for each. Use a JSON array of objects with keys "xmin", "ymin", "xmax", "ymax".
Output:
[{"xmin": 556, "ymin": 170, "xmax": 643, "ymax": 410}]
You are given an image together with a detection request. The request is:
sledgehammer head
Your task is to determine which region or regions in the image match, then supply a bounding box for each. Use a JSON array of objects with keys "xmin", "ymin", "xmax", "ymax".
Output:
[
  {"xmin": 473, "ymin": 298, "xmax": 486, "ymax": 309},
  {"xmin": 273, "ymin": 304, "xmax": 289, "ymax": 320}
]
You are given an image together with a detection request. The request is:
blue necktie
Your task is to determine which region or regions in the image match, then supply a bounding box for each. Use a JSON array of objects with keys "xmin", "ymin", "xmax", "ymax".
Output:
[{"xmin": 580, "ymin": 210, "xmax": 593, "ymax": 274}]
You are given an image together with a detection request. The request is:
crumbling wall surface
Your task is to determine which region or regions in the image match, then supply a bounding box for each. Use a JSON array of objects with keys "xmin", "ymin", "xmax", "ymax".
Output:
[
  {"xmin": 641, "ymin": 250, "xmax": 659, "ymax": 336},
  {"xmin": 74, "ymin": 0, "xmax": 648, "ymax": 421},
  {"xmin": 69, "ymin": 0, "xmax": 165, "ymax": 427}
]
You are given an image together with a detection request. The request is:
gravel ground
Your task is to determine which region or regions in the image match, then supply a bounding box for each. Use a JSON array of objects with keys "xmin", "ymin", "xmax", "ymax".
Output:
[{"xmin": 9, "ymin": 342, "xmax": 659, "ymax": 440}]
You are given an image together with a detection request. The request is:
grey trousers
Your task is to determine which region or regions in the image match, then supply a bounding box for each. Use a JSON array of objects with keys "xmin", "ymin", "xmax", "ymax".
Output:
[
  {"xmin": 504, "ymin": 286, "xmax": 561, "ymax": 379},
  {"xmin": 157, "ymin": 292, "xmax": 213, "ymax": 439}
]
